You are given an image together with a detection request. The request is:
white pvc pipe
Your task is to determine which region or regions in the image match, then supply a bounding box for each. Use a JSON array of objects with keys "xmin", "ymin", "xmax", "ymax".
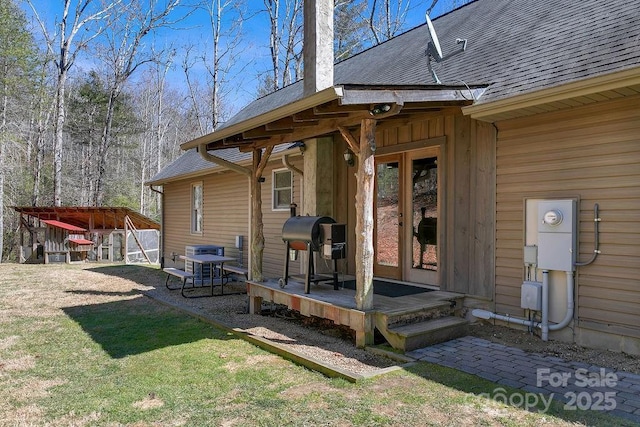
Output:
[
  {"xmin": 471, "ymin": 309, "xmax": 540, "ymax": 329},
  {"xmin": 549, "ymin": 271, "xmax": 574, "ymax": 331},
  {"xmin": 541, "ymin": 270, "xmax": 549, "ymax": 341},
  {"xmin": 473, "ymin": 269, "xmax": 575, "ymax": 341}
]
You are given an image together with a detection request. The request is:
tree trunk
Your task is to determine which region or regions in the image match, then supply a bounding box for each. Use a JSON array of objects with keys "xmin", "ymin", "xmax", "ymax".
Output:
[
  {"xmin": 250, "ymin": 150, "xmax": 265, "ymax": 281},
  {"xmin": 355, "ymin": 118, "xmax": 376, "ymax": 310},
  {"xmin": 94, "ymin": 88, "xmax": 118, "ymax": 206},
  {"xmin": 0, "ymin": 71, "xmax": 7, "ymax": 262},
  {"xmin": 53, "ymin": 73, "xmax": 66, "ymax": 206},
  {"xmin": 250, "ymin": 146, "xmax": 273, "ymax": 281}
]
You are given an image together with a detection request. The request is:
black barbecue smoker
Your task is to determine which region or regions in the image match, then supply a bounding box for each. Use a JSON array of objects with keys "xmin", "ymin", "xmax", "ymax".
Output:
[{"xmin": 279, "ymin": 215, "xmax": 346, "ymax": 293}]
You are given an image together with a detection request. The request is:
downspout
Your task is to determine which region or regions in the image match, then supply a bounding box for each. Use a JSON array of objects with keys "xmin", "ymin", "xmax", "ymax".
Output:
[
  {"xmin": 198, "ymin": 144, "xmax": 251, "ymax": 177},
  {"xmin": 282, "ymin": 154, "xmax": 303, "ymax": 176},
  {"xmin": 197, "ymin": 144, "xmax": 253, "ymax": 277},
  {"xmin": 149, "ymin": 185, "xmax": 164, "ymax": 268}
]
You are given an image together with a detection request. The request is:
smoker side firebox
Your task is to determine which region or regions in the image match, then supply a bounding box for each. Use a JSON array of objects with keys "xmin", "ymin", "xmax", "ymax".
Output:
[{"xmin": 279, "ymin": 216, "xmax": 346, "ymax": 293}]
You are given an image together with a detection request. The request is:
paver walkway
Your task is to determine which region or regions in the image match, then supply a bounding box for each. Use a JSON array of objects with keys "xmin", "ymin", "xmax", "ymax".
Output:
[{"xmin": 407, "ymin": 336, "xmax": 640, "ymax": 424}]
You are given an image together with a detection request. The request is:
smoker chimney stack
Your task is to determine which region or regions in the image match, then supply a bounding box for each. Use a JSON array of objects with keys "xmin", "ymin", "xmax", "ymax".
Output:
[{"xmin": 303, "ymin": 0, "xmax": 334, "ymax": 96}]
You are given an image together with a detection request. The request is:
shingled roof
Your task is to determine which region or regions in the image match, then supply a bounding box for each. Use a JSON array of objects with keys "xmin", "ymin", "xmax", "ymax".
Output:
[
  {"xmin": 217, "ymin": 0, "xmax": 639, "ymax": 133},
  {"xmin": 153, "ymin": 0, "xmax": 639, "ymax": 183}
]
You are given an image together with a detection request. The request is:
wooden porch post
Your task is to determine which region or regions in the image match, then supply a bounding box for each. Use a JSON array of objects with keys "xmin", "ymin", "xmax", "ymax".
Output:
[
  {"xmin": 355, "ymin": 118, "xmax": 376, "ymax": 312},
  {"xmin": 250, "ymin": 146, "xmax": 273, "ymax": 282},
  {"xmin": 353, "ymin": 118, "xmax": 377, "ymax": 347}
]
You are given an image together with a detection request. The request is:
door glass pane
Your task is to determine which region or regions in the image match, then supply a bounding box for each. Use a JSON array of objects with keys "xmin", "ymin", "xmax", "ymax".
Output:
[
  {"xmin": 376, "ymin": 161, "xmax": 399, "ymax": 267},
  {"xmin": 412, "ymin": 157, "xmax": 438, "ymax": 271}
]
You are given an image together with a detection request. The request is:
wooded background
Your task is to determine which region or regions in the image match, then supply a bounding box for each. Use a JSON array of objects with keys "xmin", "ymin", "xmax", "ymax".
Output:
[{"xmin": 0, "ymin": 0, "xmax": 466, "ymax": 261}]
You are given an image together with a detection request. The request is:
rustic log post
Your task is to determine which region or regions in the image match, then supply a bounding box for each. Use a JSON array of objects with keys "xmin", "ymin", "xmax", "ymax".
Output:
[
  {"xmin": 355, "ymin": 118, "xmax": 376, "ymax": 312},
  {"xmin": 250, "ymin": 146, "xmax": 273, "ymax": 282}
]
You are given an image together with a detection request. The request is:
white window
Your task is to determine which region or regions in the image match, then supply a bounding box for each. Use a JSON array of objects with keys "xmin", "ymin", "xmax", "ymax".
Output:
[
  {"xmin": 191, "ymin": 182, "xmax": 203, "ymax": 233},
  {"xmin": 272, "ymin": 169, "xmax": 292, "ymax": 210}
]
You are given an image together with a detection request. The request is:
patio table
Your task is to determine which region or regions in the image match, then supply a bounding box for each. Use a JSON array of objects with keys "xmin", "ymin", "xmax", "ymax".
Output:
[{"xmin": 180, "ymin": 254, "xmax": 239, "ymax": 298}]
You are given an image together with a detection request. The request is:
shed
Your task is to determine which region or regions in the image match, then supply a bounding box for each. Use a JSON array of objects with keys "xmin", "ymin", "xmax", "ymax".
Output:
[
  {"xmin": 14, "ymin": 207, "xmax": 161, "ymax": 264},
  {"xmin": 40, "ymin": 219, "xmax": 93, "ymax": 263}
]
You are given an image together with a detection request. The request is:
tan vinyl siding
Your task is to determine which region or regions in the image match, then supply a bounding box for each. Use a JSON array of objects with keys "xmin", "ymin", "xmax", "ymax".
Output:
[
  {"xmin": 164, "ymin": 171, "xmax": 249, "ymax": 267},
  {"xmin": 260, "ymin": 158, "xmax": 303, "ymax": 279},
  {"xmin": 495, "ymin": 95, "xmax": 640, "ymax": 337},
  {"xmin": 163, "ymin": 153, "xmax": 303, "ymax": 278}
]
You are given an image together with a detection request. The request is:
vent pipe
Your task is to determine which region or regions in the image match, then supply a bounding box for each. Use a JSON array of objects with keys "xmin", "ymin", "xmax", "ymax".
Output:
[{"xmin": 303, "ymin": 0, "xmax": 334, "ymax": 96}]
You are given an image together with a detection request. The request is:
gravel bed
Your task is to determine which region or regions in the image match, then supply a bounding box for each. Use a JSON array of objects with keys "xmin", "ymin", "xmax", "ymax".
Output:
[
  {"xmin": 145, "ymin": 280, "xmax": 398, "ymax": 375},
  {"xmin": 146, "ymin": 278, "xmax": 640, "ymax": 378}
]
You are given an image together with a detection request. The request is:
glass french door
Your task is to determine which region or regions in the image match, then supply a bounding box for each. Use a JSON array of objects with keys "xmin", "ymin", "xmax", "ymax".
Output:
[
  {"xmin": 405, "ymin": 148, "xmax": 439, "ymax": 285},
  {"xmin": 374, "ymin": 149, "xmax": 440, "ymax": 286},
  {"xmin": 374, "ymin": 155, "xmax": 402, "ymax": 279}
]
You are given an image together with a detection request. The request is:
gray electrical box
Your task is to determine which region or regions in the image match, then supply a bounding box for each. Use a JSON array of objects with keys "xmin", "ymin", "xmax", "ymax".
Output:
[
  {"xmin": 537, "ymin": 199, "xmax": 576, "ymax": 272},
  {"xmin": 523, "ymin": 245, "xmax": 538, "ymax": 265},
  {"xmin": 521, "ymin": 280, "xmax": 542, "ymax": 311}
]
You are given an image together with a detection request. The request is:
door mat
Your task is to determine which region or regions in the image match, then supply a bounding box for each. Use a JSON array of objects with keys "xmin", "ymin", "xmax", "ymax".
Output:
[{"xmin": 339, "ymin": 280, "xmax": 432, "ymax": 298}]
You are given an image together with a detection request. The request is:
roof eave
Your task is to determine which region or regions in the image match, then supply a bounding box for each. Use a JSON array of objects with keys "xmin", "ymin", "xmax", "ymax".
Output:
[
  {"xmin": 146, "ymin": 144, "xmax": 304, "ymax": 186},
  {"xmin": 180, "ymin": 84, "xmax": 488, "ymax": 152},
  {"xmin": 463, "ymin": 68, "xmax": 640, "ymax": 122},
  {"xmin": 180, "ymin": 86, "xmax": 344, "ymax": 151}
]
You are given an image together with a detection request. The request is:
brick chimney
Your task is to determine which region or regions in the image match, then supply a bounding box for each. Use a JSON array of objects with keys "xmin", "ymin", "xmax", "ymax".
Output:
[{"xmin": 303, "ymin": 0, "xmax": 334, "ymax": 96}]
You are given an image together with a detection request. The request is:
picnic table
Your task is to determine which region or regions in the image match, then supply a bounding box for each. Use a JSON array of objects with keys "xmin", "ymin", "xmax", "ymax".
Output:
[{"xmin": 180, "ymin": 254, "xmax": 235, "ymax": 298}]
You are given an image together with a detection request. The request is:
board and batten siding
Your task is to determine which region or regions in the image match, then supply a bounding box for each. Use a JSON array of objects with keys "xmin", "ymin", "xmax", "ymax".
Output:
[
  {"xmin": 369, "ymin": 110, "xmax": 496, "ymax": 297},
  {"xmin": 163, "ymin": 154, "xmax": 303, "ymax": 279},
  {"xmin": 495, "ymin": 95, "xmax": 640, "ymax": 341}
]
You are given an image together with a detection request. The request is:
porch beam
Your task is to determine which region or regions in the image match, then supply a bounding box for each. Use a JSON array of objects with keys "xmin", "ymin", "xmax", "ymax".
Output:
[
  {"xmin": 265, "ymin": 116, "xmax": 318, "ymax": 131},
  {"xmin": 337, "ymin": 126, "xmax": 360, "ymax": 155}
]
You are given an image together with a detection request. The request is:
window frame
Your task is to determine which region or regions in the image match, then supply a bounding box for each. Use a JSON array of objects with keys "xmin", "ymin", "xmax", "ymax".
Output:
[
  {"xmin": 272, "ymin": 168, "xmax": 293, "ymax": 211},
  {"xmin": 191, "ymin": 181, "xmax": 203, "ymax": 234}
]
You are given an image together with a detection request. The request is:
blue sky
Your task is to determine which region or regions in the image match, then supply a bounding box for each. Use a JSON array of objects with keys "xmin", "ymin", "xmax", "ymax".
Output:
[{"xmin": 22, "ymin": 0, "xmax": 463, "ymax": 116}]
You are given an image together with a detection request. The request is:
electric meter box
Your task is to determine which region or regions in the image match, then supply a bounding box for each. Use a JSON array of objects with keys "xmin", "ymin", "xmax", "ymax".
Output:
[{"xmin": 537, "ymin": 199, "xmax": 576, "ymax": 272}]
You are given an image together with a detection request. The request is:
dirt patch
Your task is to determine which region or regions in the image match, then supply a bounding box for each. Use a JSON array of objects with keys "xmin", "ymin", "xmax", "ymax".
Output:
[
  {"xmin": 132, "ymin": 393, "xmax": 164, "ymax": 410},
  {"xmin": 14, "ymin": 379, "xmax": 67, "ymax": 401},
  {"xmin": 1, "ymin": 355, "xmax": 36, "ymax": 372},
  {"xmin": 223, "ymin": 354, "xmax": 287, "ymax": 373}
]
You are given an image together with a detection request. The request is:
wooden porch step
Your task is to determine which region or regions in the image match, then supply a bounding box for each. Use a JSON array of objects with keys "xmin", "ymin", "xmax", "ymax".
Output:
[
  {"xmin": 381, "ymin": 300, "xmax": 456, "ymax": 328},
  {"xmin": 384, "ymin": 316, "xmax": 469, "ymax": 352}
]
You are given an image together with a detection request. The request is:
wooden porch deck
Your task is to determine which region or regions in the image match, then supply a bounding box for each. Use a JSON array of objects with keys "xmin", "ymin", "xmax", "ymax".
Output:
[{"xmin": 247, "ymin": 278, "xmax": 466, "ymax": 349}]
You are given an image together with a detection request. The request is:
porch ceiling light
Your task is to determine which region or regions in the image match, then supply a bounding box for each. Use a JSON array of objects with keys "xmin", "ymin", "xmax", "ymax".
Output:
[{"xmin": 343, "ymin": 149, "xmax": 355, "ymax": 167}]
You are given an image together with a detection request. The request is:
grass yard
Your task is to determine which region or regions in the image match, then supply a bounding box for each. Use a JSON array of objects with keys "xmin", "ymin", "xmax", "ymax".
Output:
[{"xmin": 0, "ymin": 263, "xmax": 632, "ymax": 426}]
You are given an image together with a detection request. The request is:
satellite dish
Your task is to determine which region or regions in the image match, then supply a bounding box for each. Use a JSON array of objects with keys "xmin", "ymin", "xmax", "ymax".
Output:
[
  {"xmin": 425, "ymin": 14, "xmax": 443, "ymax": 60},
  {"xmin": 425, "ymin": 13, "xmax": 468, "ymax": 84}
]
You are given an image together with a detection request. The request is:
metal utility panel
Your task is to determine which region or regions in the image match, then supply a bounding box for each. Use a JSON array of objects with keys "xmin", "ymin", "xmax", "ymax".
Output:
[
  {"xmin": 185, "ymin": 244, "xmax": 224, "ymax": 283},
  {"xmin": 521, "ymin": 281, "xmax": 542, "ymax": 311},
  {"xmin": 537, "ymin": 200, "xmax": 576, "ymax": 272}
]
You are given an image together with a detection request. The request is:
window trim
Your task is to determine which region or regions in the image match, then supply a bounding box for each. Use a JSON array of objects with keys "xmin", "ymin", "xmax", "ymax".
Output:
[
  {"xmin": 272, "ymin": 168, "xmax": 293, "ymax": 211},
  {"xmin": 191, "ymin": 181, "xmax": 203, "ymax": 234}
]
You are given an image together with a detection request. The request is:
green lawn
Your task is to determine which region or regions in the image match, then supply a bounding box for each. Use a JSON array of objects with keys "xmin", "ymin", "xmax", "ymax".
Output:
[{"xmin": 0, "ymin": 263, "xmax": 632, "ymax": 426}]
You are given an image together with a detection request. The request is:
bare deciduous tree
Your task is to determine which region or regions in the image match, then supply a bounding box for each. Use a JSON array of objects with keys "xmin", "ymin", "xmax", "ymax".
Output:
[
  {"xmin": 259, "ymin": 0, "xmax": 303, "ymax": 94},
  {"xmin": 27, "ymin": 0, "xmax": 119, "ymax": 206},
  {"xmin": 92, "ymin": 0, "xmax": 183, "ymax": 206},
  {"xmin": 183, "ymin": 0, "xmax": 245, "ymax": 135}
]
